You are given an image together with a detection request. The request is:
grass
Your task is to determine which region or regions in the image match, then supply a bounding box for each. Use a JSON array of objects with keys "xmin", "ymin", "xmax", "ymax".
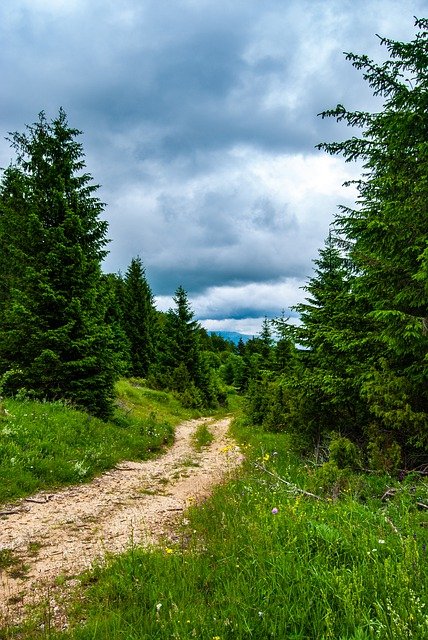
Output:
[
  {"xmin": 11, "ymin": 418, "xmax": 427, "ymax": 640},
  {"xmin": 0, "ymin": 379, "xmax": 199, "ymax": 506},
  {"xmin": 192, "ymin": 422, "xmax": 214, "ymax": 450},
  {"xmin": 0, "ymin": 549, "xmax": 29, "ymax": 581}
]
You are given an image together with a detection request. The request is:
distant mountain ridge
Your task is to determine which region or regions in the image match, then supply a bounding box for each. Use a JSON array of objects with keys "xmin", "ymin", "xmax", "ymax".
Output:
[{"xmin": 208, "ymin": 330, "xmax": 253, "ymax": 345}]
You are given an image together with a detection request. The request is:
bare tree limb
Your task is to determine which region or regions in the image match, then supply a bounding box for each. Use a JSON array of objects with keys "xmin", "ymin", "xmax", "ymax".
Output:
[{"xmin": 254, "ymin": 462, "xmax": 324, "ymax": 501}]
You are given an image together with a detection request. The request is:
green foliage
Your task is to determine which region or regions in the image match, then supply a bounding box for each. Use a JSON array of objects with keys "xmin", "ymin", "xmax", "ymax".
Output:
[
  {"xmin": 367, "ymin": 436, "xmax": 402, "ymax": 474},
  {"xmin": 102, "ymin": 273, "xmax": 131, "ymax": 376},
  {"xmin": 192, "ymin": 421, "xmax": 214, "ymax": 450},
  {"xmin": 249, "ymin": 19, "xmax": 428, "ymax": 461},
  {"xmin": 0, "ymin": 110, "xmax": 118, "ymax": 418},
  {"xmin": 151, "ymin": 286, "xmax": 225, "ymax": 408},
  {"xmin": 329, "ymin": 435, "xmax": 361, "ymax": 470},
  {"xmin": 314, "ymin": 18, "xmax": 428, "ymax": 453}
]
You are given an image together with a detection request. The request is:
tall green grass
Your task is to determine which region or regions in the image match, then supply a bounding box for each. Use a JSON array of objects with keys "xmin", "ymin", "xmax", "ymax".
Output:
[
  {"xmin": 0, "ymin": 380, "xmax": 197, "ymax": 505},
  {"xmin": 22, "ymin": 420, "xmax": 428, "ymax": 640}
]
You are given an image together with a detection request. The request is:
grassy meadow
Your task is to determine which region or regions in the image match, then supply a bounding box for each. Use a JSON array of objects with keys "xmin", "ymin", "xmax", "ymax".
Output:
[
  {"xmin": 0, "ymin": 379, "xmax": 199, "ymax": 506},
  {"xmin": 6, "ymin": 420, "xmax": 425, "ymax": 639}
]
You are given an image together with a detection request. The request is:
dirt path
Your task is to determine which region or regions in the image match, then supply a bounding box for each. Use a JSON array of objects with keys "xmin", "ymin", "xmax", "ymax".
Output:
[{"xmin": 0, "ymin": 416, "xmax": 243, "ymax": 628}]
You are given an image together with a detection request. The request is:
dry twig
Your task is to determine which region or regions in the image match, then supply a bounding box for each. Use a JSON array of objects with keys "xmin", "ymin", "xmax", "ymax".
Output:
[{"xmin": 254, "ymin": 462, "xmax": 324, "ymax": 501}]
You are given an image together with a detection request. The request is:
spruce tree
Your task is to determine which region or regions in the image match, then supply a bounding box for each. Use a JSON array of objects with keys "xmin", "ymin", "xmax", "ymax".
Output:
[
  {"xmin": 103, "ymin": 272, "xmax": 131, "ymax": 375},
  {"xmin": 294, "ymin": 234, "xmax": 377, "ymax": 439},
  {"xmin": 122, "ymin": 257, "xmax": 157, "ymax": 378},
  {"xmin": 160, "ymin": 285, "xmax": 202, "ymax": 385},
  {"xmin": 153, "ymin": 286, "xmax": 222, "ymax": 407},
  {"xmin": 317, "ymin": 18, "xmax": 428, "ymax": 450},
  {"xmin": 0, "ymin": 109, "xmax": 118, "ymax": 418}
]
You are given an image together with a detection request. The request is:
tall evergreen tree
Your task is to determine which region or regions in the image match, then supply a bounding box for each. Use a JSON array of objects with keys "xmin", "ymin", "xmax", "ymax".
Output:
[
  {"xmin": 317, "ymin": 18, "xmax": 428, "ymax": 450},
  {"xmin": 103, "ymin": 272, "xmax": 131, "ymax": 375},
  {"xmin": 294, "ymin": 234, "xmax": 376, "ymax": 439},
  {"xmin": 159, "ymin": 285, "xmax": 202, "ymax": 386},
  {"xmin": 122, "ymin": 256, "xmax": 157, "ymax": 377},
  {"xmin": 152, "ymin": 286, "xmax": 223, "ymax": 407},
  {"xmin": 0, "ymin": 110, "xmax": 118, "ymax": 418}
]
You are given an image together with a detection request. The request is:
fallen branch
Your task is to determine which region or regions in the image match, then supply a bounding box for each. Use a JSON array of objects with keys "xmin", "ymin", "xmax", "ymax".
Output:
[
  {"xmin": 24, "ymin": 497, "xmax": 51, "ymax": 504},
  {"xmin": 381, "ymin": 488, "xmax": 397, "ymax": 501},
  {"xmin": 417, "ymin": 502, "xmax": 428, "ymax": 510},
  {"xmin": 385, "ymin": 516, "xmax": 400, "ymax": 535},
  {"xmin": 254, "ymin": 462, "xmax": 324, "ymax": 501},
  {"xmin": 0, "ymin": 509, "xmax": 22, "ymax": 516}
]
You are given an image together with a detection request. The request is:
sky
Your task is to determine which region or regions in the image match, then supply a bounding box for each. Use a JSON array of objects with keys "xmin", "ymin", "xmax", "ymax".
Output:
[{"xmin": 0, "ymin": 0, "xmax": 425, "ymax": 335}]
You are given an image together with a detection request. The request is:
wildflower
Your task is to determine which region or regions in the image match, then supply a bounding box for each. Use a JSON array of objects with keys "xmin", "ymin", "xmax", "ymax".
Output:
[
  {"xmin": 262, "ymin": 453, "xmax": 270, "ymax": 462},
  {"xmin": 258, "ymin": 611, "xmax": 264, "ymax": 617},
  {"xmin": 271, "ymin": 507, "xmax": 278, "ymax": 515},
  {"xmin": 156, "ymin": 603, "xmax": 162, "ymax": 611},
  {"xmin": 212, "ymin": 636, "xmax": 221, "ymax": 640},
  {"xmin": 378, "ymin": 539, "xmax": 385, "ymax": 544},
  {"xmin": 165, "ymin": 547, "xmax": 173, "ymax": 554}
]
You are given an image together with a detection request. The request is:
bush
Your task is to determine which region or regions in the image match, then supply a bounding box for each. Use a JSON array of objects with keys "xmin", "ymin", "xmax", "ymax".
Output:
[{"xmin": 329, "ymin": 435, "xmax": 361, "ymax": 470}]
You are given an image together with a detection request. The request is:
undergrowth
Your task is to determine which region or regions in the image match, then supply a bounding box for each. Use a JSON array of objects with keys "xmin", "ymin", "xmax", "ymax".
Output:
[{"xmin": 12, "ymin": 418, "xmax": 427, "ymax": 640}]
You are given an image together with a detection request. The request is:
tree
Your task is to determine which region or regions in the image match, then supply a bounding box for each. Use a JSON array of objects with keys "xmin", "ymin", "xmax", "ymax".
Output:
[
  {"xmin": 122, "ymin": 256, "xmax": 157, "ymax": 377},
  {"xmin": 103, "ymin": 272, "xmax": 131, "ymax": 375},
  {"xmin": 294, "ymin": 234, "xmax": 377, "ymax": 440},
  {"xmin": 152, "ymin": 286, "xmax": 223, "ymax": 407},
  {"xmin": 0, "ymin": 109, "xmax": 118, "ymax": 418},
  {"xmin": 317, "ymin": 18, "xmax": 428, "ymax": 450},
  {"xmin": 162, "ymin": 286, "xmax": 202, "ymax": 382}
]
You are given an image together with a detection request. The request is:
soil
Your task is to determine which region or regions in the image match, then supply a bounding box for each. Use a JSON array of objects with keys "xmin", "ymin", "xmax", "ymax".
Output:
[{"xmin": 0, "ymin": 416, "xmax": 243, "ymax": 629}]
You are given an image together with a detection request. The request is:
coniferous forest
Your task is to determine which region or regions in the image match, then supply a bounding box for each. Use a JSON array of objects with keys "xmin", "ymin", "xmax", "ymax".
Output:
[{"xmin": 0, "ymin": 19, "xmax": 427, "ymax": 469}]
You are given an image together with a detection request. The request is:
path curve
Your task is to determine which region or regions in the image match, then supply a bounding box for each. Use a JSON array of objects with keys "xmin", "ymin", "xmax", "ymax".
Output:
[{"xmin": 0, "ymin": 416, "xmax": 243, "ymax": 628}]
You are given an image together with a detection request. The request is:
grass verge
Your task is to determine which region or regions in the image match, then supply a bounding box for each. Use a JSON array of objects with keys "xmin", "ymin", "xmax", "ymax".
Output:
[
  {"xmin": 12, "ymin": 418, "xmax": 428, "ymax": 640},
  {"xmin": 0, "ymin": 379, "xmax": 199, "ymax": 506}
]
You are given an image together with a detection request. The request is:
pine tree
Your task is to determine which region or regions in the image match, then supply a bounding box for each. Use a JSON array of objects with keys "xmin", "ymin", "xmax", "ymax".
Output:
[
  {"xmin": 317, "ymin": 18, "xmax": 428, "ymax": 450},
  {"xmin": 270, "ymin": 312, "xmax": 298, "ymax": 373},
  {"xmin": 122, "ymin": 256, "xmax": 157, "ymax": 377},
  {"xmin": 0, "ymin": 109, "xmax": 118, "ymax": 418},
  {"xmin": 294, "ymin": 234, "xmax": 376, "ymax": 438},
  {"xmin": 152, "ymin": 286, "xmax": 222, "ymax": 407},
  {"xmin": 159, "ymin": 286, "xmax": 202, "ymax": 385}
]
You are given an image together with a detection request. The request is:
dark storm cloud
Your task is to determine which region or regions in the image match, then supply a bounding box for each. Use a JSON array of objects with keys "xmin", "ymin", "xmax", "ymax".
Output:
[{"xmin": 0, "ymin": 0, "xmax": 425, "ymax": 330}]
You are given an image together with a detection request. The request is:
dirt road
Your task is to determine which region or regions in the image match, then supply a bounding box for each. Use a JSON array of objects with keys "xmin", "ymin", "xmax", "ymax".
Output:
[{"xmin": 0, "ymin": 416, "xmax": 243, "ymax": 628}]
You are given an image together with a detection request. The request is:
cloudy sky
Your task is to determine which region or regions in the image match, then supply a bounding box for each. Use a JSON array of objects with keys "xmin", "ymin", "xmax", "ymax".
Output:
[{"xmin": 0, "ymin": 1, "xmax": 425, "ymax": 334}]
